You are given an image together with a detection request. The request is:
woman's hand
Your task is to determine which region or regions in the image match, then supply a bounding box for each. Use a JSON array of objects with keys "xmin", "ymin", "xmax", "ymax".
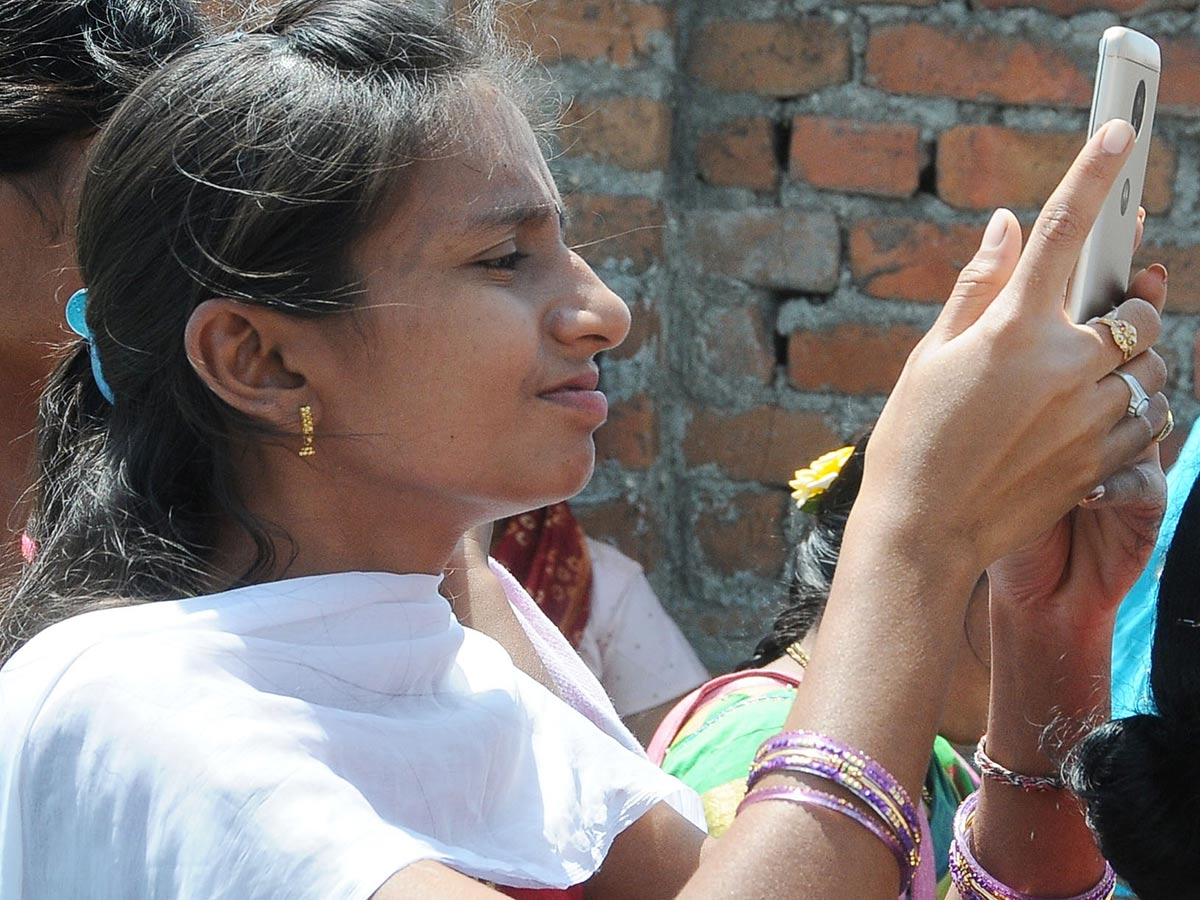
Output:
[
  {"xmin": 987, "ymin": 264, "xmax": 1169, "ymax": 626},
  {"xmin": 858, "ymin": 120, "xmax": 1162, "ymax": 578},
  {"xmin": 983, "ymin": 205, "xmax": 1167, "ymax": 624},
  {"xmin": 967, "ymin": 260, "xmax": 1168, "ymax": 900}
]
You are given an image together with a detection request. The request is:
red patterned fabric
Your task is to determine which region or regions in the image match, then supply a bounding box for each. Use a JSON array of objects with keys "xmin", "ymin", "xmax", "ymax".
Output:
[{"xmin": 492, "ymin": 503, "xmax": 592, "ymax": 648}]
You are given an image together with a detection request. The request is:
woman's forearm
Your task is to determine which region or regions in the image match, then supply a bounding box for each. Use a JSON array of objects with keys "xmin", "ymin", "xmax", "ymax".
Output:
[
  {"xmin": 969, "ymin": 604, "xmax": 1116, "ymax": 894},
  {"xmin": 671, "ymin": 513, "xmax": 983, "ymax": 900}
]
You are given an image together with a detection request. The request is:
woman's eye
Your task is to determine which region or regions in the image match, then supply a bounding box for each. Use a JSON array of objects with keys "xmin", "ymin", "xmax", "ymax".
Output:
[{"xmin": 478, "ymin": 250, "xmax": 529, "ymax": 271}]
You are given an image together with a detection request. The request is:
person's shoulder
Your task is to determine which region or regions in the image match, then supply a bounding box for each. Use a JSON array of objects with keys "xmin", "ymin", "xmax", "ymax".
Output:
[
  {"xmin": 15, "ymin": 618, "xmax": 191, "ymax": 726},
  {"xmin": 5, "ymin": 600, "xmax": 238, "ymax": 754}
]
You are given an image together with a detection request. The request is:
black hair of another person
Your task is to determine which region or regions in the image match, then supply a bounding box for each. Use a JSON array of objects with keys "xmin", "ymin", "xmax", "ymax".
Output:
[
  {"xmin": 0, "ymin": 0, "xmax": 207, "ymax": 176},
  {"xmin": 738, "ymin": 432, "xmax": 870, "ymax": 670},
  {"xmin": 1065, "ymin": 472, "xmax": 1200, "ymax": 900},
  {"xmin": 0, "ymin": 0, "xmax": 528, "ymax": 666}
]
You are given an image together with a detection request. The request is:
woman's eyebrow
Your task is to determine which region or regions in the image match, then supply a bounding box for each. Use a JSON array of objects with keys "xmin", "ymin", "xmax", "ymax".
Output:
[{"xmin": 456, "ymin": 200, "xmax": 566, "ymax": 238}]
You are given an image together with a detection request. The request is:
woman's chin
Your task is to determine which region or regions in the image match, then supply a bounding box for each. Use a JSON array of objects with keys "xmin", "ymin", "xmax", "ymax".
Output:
[{"xmin": 506, "ymin": 455, "xmax": 595, "ymax": 515}]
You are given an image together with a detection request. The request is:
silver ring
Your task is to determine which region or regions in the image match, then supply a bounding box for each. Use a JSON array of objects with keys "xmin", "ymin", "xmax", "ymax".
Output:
[{"xmin": 1116, "ymin": 371, "xmax": 1151, "ymax": 418}]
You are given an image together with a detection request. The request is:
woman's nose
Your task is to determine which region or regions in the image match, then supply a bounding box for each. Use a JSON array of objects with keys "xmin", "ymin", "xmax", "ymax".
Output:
[{"xmin": 548, "ymin": 251, "xmax": 631, "ymax": 353}]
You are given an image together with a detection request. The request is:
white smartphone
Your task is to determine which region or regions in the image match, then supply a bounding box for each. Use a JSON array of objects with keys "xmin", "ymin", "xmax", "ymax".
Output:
[{"xmin": 1065, "ymin": 26, "xmax": 1160, "ymax": 323}]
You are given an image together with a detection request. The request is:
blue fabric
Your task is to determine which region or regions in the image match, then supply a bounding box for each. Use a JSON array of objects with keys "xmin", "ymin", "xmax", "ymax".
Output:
[{"xmin": 1111, "ymin": 417, "xmax": 1200, "ymax": 719}]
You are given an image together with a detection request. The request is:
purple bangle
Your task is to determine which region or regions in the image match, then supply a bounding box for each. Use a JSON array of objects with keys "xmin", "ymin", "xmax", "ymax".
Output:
[
  {"xmin": 950, "ymin": 793, "xmax": 1116, "ymax": 900},
  {"xmin": 747, "ymin": 751, "xmax": 919, "ymax": 866},
  {"xmin": 973, "ymin": 737, "xmax": 1065, "ymax": 792},
  {"xmin": 737, "ymin": 784, "xmax": 915, "ymax": 891},
  {"xmin": 752, "ymin": 732, "xmax": 922, "ymax": 851}
]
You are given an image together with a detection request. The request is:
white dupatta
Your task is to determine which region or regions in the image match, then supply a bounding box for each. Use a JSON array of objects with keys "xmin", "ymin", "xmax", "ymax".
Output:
[{"xmin": 0, "ymin": 572, "xmax": 702, "ymax": 900}]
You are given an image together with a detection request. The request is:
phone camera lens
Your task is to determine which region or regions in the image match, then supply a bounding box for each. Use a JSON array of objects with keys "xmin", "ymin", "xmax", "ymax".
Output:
[{"xmin": 1131, "ymin": 80, "xmax": 1146, "ymax": 136}]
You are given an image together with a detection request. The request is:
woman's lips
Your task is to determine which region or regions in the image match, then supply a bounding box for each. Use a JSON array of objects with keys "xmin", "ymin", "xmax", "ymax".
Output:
[{"xmin": 540, "ymin": 387, "xmax": 608, "ymax": 422}]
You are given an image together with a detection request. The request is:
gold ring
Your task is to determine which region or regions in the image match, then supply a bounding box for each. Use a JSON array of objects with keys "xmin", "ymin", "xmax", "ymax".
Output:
[
  {"xmin": 1155, "ymin": 409, "xmax": 1175, "ymax": 444},
  {"xmin": 1096, "ymin": 316, "xmax": 1138, "ymax": 362}
]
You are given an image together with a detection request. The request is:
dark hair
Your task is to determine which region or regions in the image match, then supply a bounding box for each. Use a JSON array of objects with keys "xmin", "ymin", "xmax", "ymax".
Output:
[
  {"xmin": 739, "ymin": 432, "xmax": 870, "ymax": 670},
  {"xmin": 1065, "ymin": 473, "xmax": 1200, "ymax": 899},
  {"xmin": 0, "ymin": 0, "xmax": 206, "ymax": 176},
  {"xmin": 0, "ymin": 0, "xmax": 530, "ymax": 663}
]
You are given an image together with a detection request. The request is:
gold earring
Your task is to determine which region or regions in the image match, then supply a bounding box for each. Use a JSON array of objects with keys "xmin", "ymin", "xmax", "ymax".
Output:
[{"xmin": 298, "ymin": 404, "xmax": 315, "ymax": 458}]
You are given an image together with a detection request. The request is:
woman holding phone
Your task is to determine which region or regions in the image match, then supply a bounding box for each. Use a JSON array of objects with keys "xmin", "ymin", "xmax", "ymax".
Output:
[{"xmin": 0, "ymin": 2, "xmax": 1172, "ymax": 897}]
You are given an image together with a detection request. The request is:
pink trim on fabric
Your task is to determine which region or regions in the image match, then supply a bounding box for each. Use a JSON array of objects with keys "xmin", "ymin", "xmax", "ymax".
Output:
[
  {"xmin": 490, "ymin": 557, "xmax": 643, "ymax": 756},
  {"xmin": 646, "ymin": 669, "xmax": 803, "ymax": 765}
]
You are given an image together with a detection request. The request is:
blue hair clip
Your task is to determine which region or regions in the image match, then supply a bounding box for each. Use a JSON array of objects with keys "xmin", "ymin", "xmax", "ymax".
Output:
[{"xmin": 65, "ymin": 289, "xmax": 115, "ymax": 404}]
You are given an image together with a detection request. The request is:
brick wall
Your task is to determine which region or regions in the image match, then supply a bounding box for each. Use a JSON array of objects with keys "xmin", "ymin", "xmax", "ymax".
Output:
[
  {"xmin": 199, "ymin": 0, "xmax": 1200, "ymax": 671},
  {"xmin": 504, "ymin": 0, "xmax": 1200, "ymax": 671}
]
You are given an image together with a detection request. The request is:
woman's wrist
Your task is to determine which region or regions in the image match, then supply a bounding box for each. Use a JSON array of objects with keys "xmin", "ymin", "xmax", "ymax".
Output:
[
  {"xmin": 985, "ymin": 605, "xmax": 1115, "ymax": 775},
  {"xmin": 841, "ymin": 496, "xmax": 985, "ymax": 598}
]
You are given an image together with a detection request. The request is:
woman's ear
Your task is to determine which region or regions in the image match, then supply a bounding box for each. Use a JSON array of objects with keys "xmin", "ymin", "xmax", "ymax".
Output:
[{"xmin": 184, "ymin": 299, "xmax": 316, "ymax": 428}]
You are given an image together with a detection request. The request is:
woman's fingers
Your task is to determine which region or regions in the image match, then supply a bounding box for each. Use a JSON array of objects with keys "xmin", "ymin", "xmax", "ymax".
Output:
[
  {"xmin": 1094, "ymin": 350, "xmax": 1167, "ymax": 424},
  {"xmin": 1006, "ymin": 120, "xmax": 1136, "ymax": 315},
  {"xmin": 1080, "ymin": 453, "xmax": 1167, "ymax": 512},
  {"xmin": 934, "ymin": 208, "xmax": 1023, "ymax": 339},
  {"xmin": 1127, "ymin": 263, "xmax": 1168, "ymax": 314},
  {"xmin": 1085, "ymin": 393, "xmax": 1170, "ymax": 504},
  {"xmin": 1083, "ymin": 297, "xmax": 1162, "ymax": 374}
]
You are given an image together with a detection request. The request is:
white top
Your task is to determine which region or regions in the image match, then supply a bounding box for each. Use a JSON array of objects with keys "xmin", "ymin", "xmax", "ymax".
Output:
[
  {"xmin": 0, "ymin": 572, "xmax": 704, "ymax": 900},
  {"xmin": 576, "ymin": 540, "xmax": 709, "ymax": 717}
]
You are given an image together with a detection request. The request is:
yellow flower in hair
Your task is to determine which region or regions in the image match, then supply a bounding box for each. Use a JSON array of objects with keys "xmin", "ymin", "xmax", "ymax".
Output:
[{"xmin": 789, "ymin": 445, "xmax": 856, "ymax": 513}]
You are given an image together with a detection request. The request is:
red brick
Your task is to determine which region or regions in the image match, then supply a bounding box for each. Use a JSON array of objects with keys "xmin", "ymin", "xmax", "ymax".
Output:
[
  {"xmin": 572, "ymin": 500, "xmax": 661, "ymax": 571},
  {"xmin": 790, "ymin": 117, "xmax": 922, "ymax": 198},
  {"xmin": 688, "ymin": 19, "xmax": 850, "ymax": 96},
  {"xmin": 594, "ymin": 394, "xmax": 656, "ymax": 469},
  {"xmin": 1160, "ymin": 39, "xmax": 1200, "ymax": 113},
  {"xmin": 788, "ymin": 323, "xmax": 924, "ymax": 394},
  {"xmin": 696, "ymin": 492, "xmax": 788, "ymax": 577},
  {"xmin": 700, "ymin": 307, "xmax": 775, "ymax": 385},
  {"xmin": 497, "ymin": 0, "xmax": 671, "ymax": 66},
  {"xmin": 696, "ymin": 117, "xmax": 778, "ymax": 191},
  {"xmin": 566, "ymin": 194, "xmax": 664, "ymax": 272},
  {"xmin": 684, "ymin": 407, "xmax": 842, "ymax": 486},
  {"xmin": 937, "ymin": 125, "xmax": 1174, "ymax": 214},
  {"xmin": 866, "ymin": 25, "xmax": 1092, "ymax": 107},
  {"xmin": 975, "ymin": 0, "xmax": 1162, "ymax": 12},
  {"xmin": 561, "ymin": 97, "xmax": 671, "ymax": 172},
  {"xmin": 685, "ymin": 209, "xmax": 840, "ymax": 292},
  {"xmin": 850, "ymin": 219, "xmax": 982, "ymax": 303},
  {"xmin": 1133, "ymin": 244, "xmax": 1200, "ymax": 314}
]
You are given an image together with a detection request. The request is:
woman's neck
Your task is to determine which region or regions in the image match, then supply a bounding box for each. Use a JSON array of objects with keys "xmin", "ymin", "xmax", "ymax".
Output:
[{"xmin": 212, "ymin": 447, "xmax": 476, "ymax": 585}]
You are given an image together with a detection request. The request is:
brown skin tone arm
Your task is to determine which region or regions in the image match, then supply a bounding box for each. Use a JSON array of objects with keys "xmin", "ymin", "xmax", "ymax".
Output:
[{"xmin": 624, "ymin": 696, "xmax": 687, "ymax": 747}]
